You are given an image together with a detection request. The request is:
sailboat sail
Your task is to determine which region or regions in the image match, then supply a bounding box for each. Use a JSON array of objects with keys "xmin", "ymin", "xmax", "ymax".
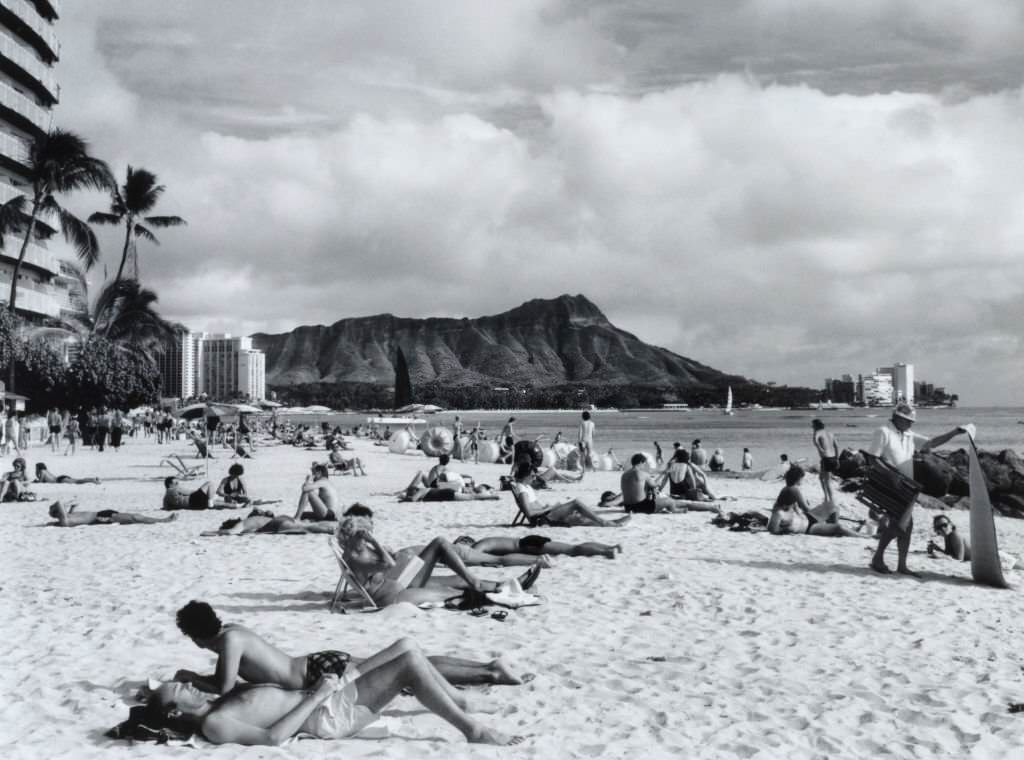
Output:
[{"xmin": 724, "ymin": 386, "xmax": 733, "ymax": 415}]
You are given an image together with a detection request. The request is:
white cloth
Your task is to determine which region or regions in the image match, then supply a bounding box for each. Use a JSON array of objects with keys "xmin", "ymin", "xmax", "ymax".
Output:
[
  {"xmin": 867, "ymin": 424, "xmax": 927, "ymax": 478},
  {"xmin": 299, "ymin": 681, "xmax": 379, "ymax": 739}
]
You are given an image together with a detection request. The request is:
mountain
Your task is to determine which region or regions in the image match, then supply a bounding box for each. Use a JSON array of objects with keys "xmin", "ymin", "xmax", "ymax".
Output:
[{"xmin": 250, "ymin": 294, "xmax": 741, "ymax": 388}]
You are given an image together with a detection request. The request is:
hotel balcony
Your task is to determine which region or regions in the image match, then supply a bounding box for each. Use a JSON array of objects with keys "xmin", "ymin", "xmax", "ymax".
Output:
[
  {"xmin": 0, "ymin": 278, "xmax": 60, "ymax": 317},
  {"xmin": 0, "ymin": 0, "xmax": 59, "ymax": 60},
  {"xmin": 0, "ymin": 77, "xmax": 48, "ymax": 133},
  {"xmin": 0, "ymin": 180, "xmax": 60, "ymax": 235},
  {"xmin": 0, "ymin": 29, "xmax": 58, "ymax": 102},
  {"xmin": 0, "ymin": 127, "xmax": 29, "ymax": 165},
  {"xmin": 0, "ymin": 235, "xmax": 59, "ymax": 274}
]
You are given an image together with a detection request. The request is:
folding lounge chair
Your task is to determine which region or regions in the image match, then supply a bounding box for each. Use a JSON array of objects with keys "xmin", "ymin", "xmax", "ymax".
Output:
[
  {"xmin": 327, "ymin": 536, "xmax": 379, "ymax": 613},
  {"xmin": 509, "ymin": 482, "xmax": 550, "ymax": 528},
  {"xmin": 159, "ymin": 454, "xmax": 202, "ymax": 479},
  {"xmin": 855, "ymin": 453, "xmax": 921, "ymax": 532}
]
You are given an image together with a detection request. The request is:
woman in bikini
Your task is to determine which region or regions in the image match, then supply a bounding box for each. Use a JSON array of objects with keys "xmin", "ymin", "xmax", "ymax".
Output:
[
  {"xmin": 0, "ymin": 457, "xmax": 30, "ymax": 501},
  {"xmin": 768, "ymin": 466, "xmax": 864, "ymax": 537},
  {"xmin": 512, "ymin": 463, "xmax": 630, "ymax": 527},
  {"xmin": 216, "ymin": 464, "xmax": 250, "ymax": 505},
  {"xmin": 338, "ymin": 514, "xmax": 542, "ymax": 607},
  {"xmin": 658, "ymin": 449, "xmax": 720, "ymax": 501}
]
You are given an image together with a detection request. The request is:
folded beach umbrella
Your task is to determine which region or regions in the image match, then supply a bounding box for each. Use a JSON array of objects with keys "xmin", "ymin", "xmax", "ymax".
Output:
[{"xmin": 421, "ymin": 426, "xmax": 455, "ymax": 457}]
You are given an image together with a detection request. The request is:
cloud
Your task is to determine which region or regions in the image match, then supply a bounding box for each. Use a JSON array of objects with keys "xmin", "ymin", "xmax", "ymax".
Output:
[{"xmin": 47, "ymin": 2, "xmax": 1024, "ymax": 404}]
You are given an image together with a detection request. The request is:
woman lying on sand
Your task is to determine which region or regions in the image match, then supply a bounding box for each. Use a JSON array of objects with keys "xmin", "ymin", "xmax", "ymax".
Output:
[
  {"xmin": 201, "ymin": 509, "xmax": 336, "ymax": 536},
  {"xmin": 338, "ymin": 513, "xmax": 542, "ymax": 607},
  {"xmin": 400, "ymin": 471, "xmax": 500, "ymax": 502},
  {"xmin": 767, "ymin": 467, "xmax": 865, "ymax": 538},
  {"xmin": 143, "ymin": 638, "xmax": 523, "ymax": 746},
  {"xmin": 48, "ymin": 500, "xmax": 178, "ymax": 527},
  {"xmin": 512, "ymin": 463, "xmax": 630, "ymax": 527},
  {"xmin": 35, "ymin": 462, "xmax": 101, "ymax": 485}
]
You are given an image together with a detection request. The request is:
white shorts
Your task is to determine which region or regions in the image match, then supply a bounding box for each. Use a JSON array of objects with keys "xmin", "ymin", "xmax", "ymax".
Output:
[{"xmin": 300, "ymin": 680, "xmax": 378, "ymax": 739}]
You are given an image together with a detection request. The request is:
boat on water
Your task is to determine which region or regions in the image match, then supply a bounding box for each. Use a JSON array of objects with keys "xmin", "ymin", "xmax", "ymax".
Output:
[{"xmin": 723, "ymin": 387, "xmax": 734, "ymax": 416}]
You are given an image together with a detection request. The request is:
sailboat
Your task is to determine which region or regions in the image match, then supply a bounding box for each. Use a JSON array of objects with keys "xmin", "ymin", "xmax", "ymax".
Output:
[{"xmin": 723, "ymin": 386, "xmax": 734, "ymax": 415}]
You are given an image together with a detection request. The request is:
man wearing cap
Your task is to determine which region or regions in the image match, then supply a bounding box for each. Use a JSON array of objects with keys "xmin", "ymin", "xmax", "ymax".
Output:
[{"xmin": 866, "ymin": 404, "xmax": 967, "ymax": 576}]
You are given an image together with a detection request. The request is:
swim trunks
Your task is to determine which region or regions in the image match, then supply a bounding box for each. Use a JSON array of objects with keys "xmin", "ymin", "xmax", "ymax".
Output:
[
  {"xmin": 624, "ymin": 496, "xmax": 657, "ymax": 514},
  {"xmin": 49, "ymin": 424, "xmax": 61, "ymax": 434},
  {"xmin": 95, "ymin": 509, "xmax": 119, "ymax": 524},
  {"xmin": 300, "ymin": 508, "xmax": 336, "ymax": 521},
  {"xmin": 298, "ymin": 680, "xmax": 377, "ymax": 739},
  {"xmin": 518, "ymin": 535, "xmax": 551, "ymax": 554},
  {"xmin": 188, "ymin": 489, "xmax": 210, "ymax": 510},
  {"xmin": 821, "ymin": 456, "xmax": 839, "ymax": 473},
  {"xmin": 304, "ymin": 650, "xmax": 353, "ymax": 687},
  {"xmin": 421, "ymin": 488, "xmax": 458, "ymax": 502}
]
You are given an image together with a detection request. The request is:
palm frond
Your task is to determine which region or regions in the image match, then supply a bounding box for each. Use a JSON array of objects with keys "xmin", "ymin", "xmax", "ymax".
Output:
[
  {"xmin": 123, "ymin": 166, "xmax": 165, "ymax": 213},
  {"xmin": 58, "ymin": 208, "xmax": 102, "ymax": 269},
  {"xmin": 88, "ymin": 211, "xmax": 121, "ymax": 225},
  {"xmin": 134, "ymin": 224, "xmax": 159, "ymax": 244},
  {"xmin": 143, "ymin": 214, "xmax": 186, "ymax": 228}
]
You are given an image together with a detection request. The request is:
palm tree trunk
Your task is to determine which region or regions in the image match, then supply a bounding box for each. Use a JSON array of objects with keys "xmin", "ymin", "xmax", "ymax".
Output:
[
  {"xmin": 113, "ymin": 221, "xmax": 132, "ymax": 285},
  {"xmin": 7, "ymin": 199, "xmax": 40, "ymax": 394}
]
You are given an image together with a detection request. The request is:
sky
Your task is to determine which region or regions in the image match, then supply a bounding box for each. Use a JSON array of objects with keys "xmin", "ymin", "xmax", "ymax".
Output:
[{"xmin": 49, "ymin": 1, "xmax": 1024, "ymax": 405}]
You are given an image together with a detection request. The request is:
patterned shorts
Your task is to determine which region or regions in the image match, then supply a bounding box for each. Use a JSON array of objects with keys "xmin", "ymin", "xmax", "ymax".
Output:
[{"xmin": 304, "ymin": 650, "xmax": 352, "ymax": 687}]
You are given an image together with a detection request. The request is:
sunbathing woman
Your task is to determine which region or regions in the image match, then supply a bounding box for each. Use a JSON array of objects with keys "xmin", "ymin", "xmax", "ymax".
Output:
[
  {"xmin": 512, "ymin": 464, "xmax": 630, "ymax": 527},
  {"xmin": 338, "ymin": 515, "xmax": 542, "ymax": 607},
  {"xmin": 328, "ymin": 443, "xmax": 367, "ymax": 476},
  {"xmin": 657, "ymin": 449, "xmax": 721, "ymax": 502},
  {"xmin": 202, "ymin": 509, "xmax": 336, "ymax": 536},
  {"xmin": 0, "ymin": 457, "xmax": 30, "ymax": 501},
  {"xmin": 767, "ymin": 466, "xmax": 865, "ymax": 537},
  {"xmin": 401, "ymin": 472, "xmax": 499, "ymax": 502},
  {"xmin": 49, "ymin": 500, "xmax": 178, "ymax": 527},
  {"xmin": 35, "ymin": 462, "xmax": 101, "ymax": 485},
  {"xmin": 453, "ymin": 535, "xmax": 621, "ymax": 563}
]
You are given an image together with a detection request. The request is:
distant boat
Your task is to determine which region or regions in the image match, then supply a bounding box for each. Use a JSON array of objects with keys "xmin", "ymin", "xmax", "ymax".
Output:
[{"xmin": 723, "ymin": 386, "xmax": 734, "ymax": 416}]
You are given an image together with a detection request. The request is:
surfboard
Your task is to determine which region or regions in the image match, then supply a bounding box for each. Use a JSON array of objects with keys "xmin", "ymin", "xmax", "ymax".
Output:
[{"xmin": 968, "ymin": 434, "xmax": 1009, "ymax": 588}]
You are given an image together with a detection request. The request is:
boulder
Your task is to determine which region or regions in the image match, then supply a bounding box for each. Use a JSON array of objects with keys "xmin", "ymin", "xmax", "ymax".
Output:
[
  {"xmin": 913, "ymin": 453, "xmax": 954, "ymax": 498},
  {"xmin": 837, "ymin": 449, "xmax": 867, "ymax": 479}
]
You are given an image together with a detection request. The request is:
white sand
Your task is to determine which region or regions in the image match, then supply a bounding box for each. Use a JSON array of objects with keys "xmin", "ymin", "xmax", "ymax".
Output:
[{"xmin": 3, "ymin": 436, "xmax": 1024, "ymax": 759}]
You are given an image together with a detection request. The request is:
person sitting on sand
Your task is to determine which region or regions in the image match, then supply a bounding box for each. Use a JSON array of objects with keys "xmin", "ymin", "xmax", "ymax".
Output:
[
  {"xmin": 708, "ymin": 449, "xmax": 726, "ymax": 472},
  {"xmin": 216, "ymin": 464, "xmax": 251, "ymax": 505},
  {"xmin": 145, "ymin": 637, "xmax": 523, "ymax": 746},
  {"xmin": 293, "ymin": 463, "xmax": 339, "ymax": 521},
  {"xmin": 657, "ymin": 449, "xmax": 721, "ymax": 503},
  {"xmin": 511, "ymin": 463, "xmax": 630, "ymax": 527},
  {"xmin": 188, "ymin": 430, "xmax": 213, "ymax": 459},
  {"xmin": 34, "ymin": 462, "xmax": 101, "ymax": 485},
  {"xmin": 767, "ymin": 467, "xmax": 865, "ymax": 537},
  {"xmin": 172, "ymin": 600, "xmax": 528, "ymax": 694},
  {"xmin": 328, "ymin": 442, "xmax": 367, "ymax": 476},
  {"xmin": 201, "ymin": 509, "xmax": 338, "ymax": 536},
  {"xmin": 163, "ymin": 477, "xmax": 233, "ymax": 511},
  {"xmin": 400, "ymin": 471, "xmax": 498, "ymax": 502},
  {"xmin": 690, "ymin": 439, "xmax": 708, "ymax": 469},
  {"xmin": 618, "ymin": 453, "xmax": 698, "ymax": 514},
  {"xmin": 0, "ymin": 457, "xmax": 31, "ymax": 501},
  {"xmin": 928, "ymin": 514, "xmax": 971, "ymax": 561},
  {"xmin": 48, "ymin": 500, "xmax": 178, "ymax": 527},
  {"xmin": 339, "ymin": 514, "xmax": 542, "ymax": 607}
]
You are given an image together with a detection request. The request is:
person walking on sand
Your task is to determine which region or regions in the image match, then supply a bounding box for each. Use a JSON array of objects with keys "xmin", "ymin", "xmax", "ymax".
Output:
[
  {"xmin": 742, "ymin": 448, "xmax": 753, "ymax": 471},
  {"xmin": 577, "ymin": 411, "xmax": 595, "ymax": 472},
  {"xmin": 499, "ymin": 417, "xmax": 516, "ymax": 444},
  {"xmin": 46, "ymin": 407, "xmax": 62, "ymax": 452},
  {"xmin": 812, "ymin": 419, "xmax": 839, "ymax": 503},
  {"xmin": 867, "ymin": 404, "xmax": 969, "ymax": 577},
  {"xmin": 3, "ymin": 411, "xmax": 21, "ymax": 456}
]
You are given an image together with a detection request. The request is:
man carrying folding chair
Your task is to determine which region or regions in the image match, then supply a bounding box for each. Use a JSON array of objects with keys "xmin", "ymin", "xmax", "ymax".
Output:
[{"xmin": 865, "ymin": 404, "xmax": 968, "ymax": 577}]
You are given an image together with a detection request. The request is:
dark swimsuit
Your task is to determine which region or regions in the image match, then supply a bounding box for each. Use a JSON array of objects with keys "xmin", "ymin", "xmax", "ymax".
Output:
[
  {"xmin": 625, "ymin": 495, "xmax": 658, "ymax": 514},
  {"xmin": 304, "ymin": 650, "xmax": 352, "ymax": 686},
  {"xmin": 518, "ymin": 535, "xmax": 551, "ymax": 554},
  {"xmin": 188, "ymin": 489, "xmax": 210, "ymax": 510},
  {"xmin": 821, "ymin": 456, "xmax": 839, "ymax": 473}
]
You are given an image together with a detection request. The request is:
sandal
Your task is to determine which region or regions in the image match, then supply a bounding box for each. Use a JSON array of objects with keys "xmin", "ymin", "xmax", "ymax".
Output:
[{"xmin": 491, "ymin": 610, "xmax": 509, "ymax": 622}]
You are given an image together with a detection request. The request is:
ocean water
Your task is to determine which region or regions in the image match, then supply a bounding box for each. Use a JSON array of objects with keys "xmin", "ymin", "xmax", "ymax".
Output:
[{"xmin": 281, "ymin": 406, "xmax": 1023, "ymax": 469}]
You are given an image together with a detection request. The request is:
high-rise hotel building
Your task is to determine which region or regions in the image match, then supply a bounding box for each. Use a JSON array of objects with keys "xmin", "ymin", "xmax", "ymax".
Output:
[
  {"xmin": 0, "ymin": 1, "xmax": 78, "ymax": 320},
  {"xmin": 157, "ymin": 332, "xmax": 266, "ymax": 402}
]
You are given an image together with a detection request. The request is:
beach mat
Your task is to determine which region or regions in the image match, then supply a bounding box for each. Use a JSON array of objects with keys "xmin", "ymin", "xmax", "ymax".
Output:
[{"xmin": 968, "ymin": 433, "xmax": 1008, "ymax": 589}]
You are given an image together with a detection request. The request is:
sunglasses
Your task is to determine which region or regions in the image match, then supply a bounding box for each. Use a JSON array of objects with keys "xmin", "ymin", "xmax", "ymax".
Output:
[{"xmin": 935, "ymin": 521, "xmax": 950, "ymax": 530}]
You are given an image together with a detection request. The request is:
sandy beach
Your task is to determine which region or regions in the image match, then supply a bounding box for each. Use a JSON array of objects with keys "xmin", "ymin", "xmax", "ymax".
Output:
[{"xmin": 3, "ymin": 435, "xmax": 1024, "ymax": 760}]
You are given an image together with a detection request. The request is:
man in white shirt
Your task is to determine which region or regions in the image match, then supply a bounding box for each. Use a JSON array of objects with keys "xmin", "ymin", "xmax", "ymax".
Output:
[{"xmin": 866, "ymin": 404, "xmax": 967, "ymax": 576}]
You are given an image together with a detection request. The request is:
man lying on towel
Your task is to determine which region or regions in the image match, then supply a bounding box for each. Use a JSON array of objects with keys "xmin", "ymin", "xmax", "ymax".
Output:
[{"xmin": 146, "ymin": 637, "xmax": 522, "ymax": 746}]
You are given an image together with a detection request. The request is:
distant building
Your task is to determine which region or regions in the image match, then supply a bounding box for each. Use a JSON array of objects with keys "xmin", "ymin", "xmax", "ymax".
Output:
[
  {"xmin": 195, "ymin": 333, "xmax": 266, "ymax": 401},
  {"xmin": 0, "ymin": 1, "xmax": 77, "ymax": 321},
  {"xmin": 862, "ymin": 370, "xmax": 894, "ymax": 406},
  {"xmin": 892, "ymin": 362, "xmax": 914, "ymax": 405},
  {"xmin": 824, "ymin": 376, "xmax": 857, "ymax": 404},
  {"xmin": 156, "ymin": 330, "xmax": 198, "ymax": 400}
]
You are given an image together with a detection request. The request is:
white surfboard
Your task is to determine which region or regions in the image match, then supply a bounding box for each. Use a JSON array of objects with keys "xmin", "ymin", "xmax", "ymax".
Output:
[{"xmin": 968, "ymin": 433, "xmax": 1009, "ymax": 588}]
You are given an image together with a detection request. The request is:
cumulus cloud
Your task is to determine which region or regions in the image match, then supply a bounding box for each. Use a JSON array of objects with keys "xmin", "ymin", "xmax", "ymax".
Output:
[{"xmin": 49, "ymin": 1, "xmax": 1024, "ymax": 404}]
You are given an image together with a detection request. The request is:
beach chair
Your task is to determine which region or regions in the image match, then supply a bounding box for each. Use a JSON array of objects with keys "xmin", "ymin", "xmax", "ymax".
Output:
[
  {"xmin": 509, "ymin": 482, "xmax": 550, "ymax": 528},
  {"xmin": 160, "ymin": 454, "xmax": 202, "ymax": 479},
  {"xmin": 855, "ymin": 453, "xmax": 921, "ymax": 532},
  {"xmin": 327, "ymin": 536, "xmax": 379, "ymax": 613}
]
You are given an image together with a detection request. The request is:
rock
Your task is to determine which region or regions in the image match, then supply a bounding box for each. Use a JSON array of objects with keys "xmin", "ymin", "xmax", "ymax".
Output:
[
  {"xmin": 999, "ymin": 448, "xmax": 1024, "ymax": 479},
  {"xmin": 915, "ymin": 493, "xmax": 949, "ymax": 512},
  {"xmin": 994, "ymin": 493, "xmax": 1024, "ymax": 520},
  {"xmin": 913, "ymin": 453, "xmax": 954, "ymax": 498}
]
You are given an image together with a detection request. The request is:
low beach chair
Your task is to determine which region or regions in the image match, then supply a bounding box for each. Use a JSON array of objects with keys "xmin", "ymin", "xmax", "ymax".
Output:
[
  {"xmin": 160, "ymin": 454, "xmax": 202, "ymax": 479},
  {"xmin": 327, "ymin": 536, "xmax": 378, "ymax": 613},
  {"xmin": 509, "ymin": 482, "xmax": 550, "ymax": 528},
  {"xmin": 855, "ymin": 452, "xmax": 921, "ymax": 532}
]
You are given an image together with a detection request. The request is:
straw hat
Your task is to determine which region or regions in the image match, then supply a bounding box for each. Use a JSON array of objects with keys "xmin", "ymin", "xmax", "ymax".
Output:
[{"xmin": 892, "ymin": 403, "xmax": 917, "ymax": 423}]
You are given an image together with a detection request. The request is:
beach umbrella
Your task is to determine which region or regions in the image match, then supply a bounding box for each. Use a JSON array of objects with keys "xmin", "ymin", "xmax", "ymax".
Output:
[{"xmin": 421, "ymin": 425, "xmax": 454, "ymax": 457}]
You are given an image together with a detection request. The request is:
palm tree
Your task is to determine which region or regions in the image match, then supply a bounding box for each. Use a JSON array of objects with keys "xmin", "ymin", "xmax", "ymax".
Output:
[
  {"xmin": 89, "ymin": 165, "xmax": 186, "ymax": 284},
  {"xmin": 6, "ymin": 129, "xmax": 112, "ymax": 316},
  {"xmin": 29, "ymin": 271, "xmax": 180, "ymax": 363}
]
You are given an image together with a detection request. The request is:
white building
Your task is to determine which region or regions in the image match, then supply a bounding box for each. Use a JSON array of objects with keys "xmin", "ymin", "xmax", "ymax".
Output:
[
  {"xmin": 155, "ymin": 330, "xmax": 197, "ymax": 400},
  {"xmin": 892, "ymin": 362, "xmax": 914, "ymax": 405},
  {"xmin": 194, "ymin": 333, "xmax": 266, "ymax": 401},
  {"xmin": 0, "ymin": 1, "xmax": 78, "ymax": 321},
  {"xmin": 863, "ymin": 370, "xmax": 894, "ymax": 406}
]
